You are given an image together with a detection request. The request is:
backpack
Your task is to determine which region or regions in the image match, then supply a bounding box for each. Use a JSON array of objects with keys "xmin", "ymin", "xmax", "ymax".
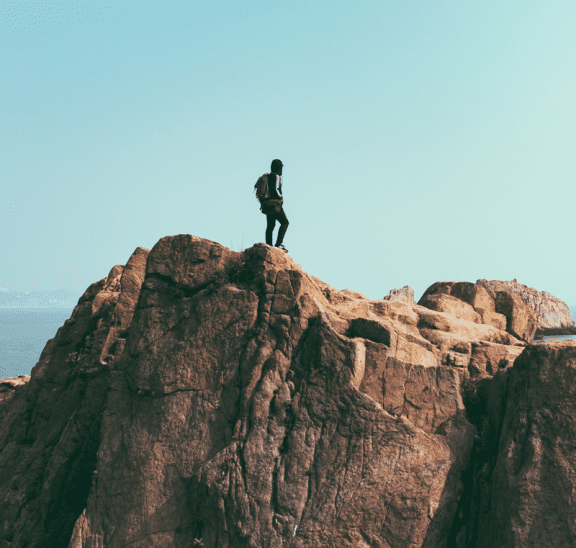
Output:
[
  {"xmin": 254, "ymin": 173, "xmax": 282, "ymax": 214},
  {"xmin": 254, "ymin": 174, "xmax": 270, "ymax": 203}
]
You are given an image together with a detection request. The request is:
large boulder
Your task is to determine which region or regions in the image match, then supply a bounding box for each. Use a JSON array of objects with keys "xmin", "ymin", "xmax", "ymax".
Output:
[
  {"xmin": 477, "ymin": 278, "xmax": 575, "ymax": 331},
  {"xmin": 450, "ymin": 282, "xmax": 507, "ymax": 331},
  {"xmin": 413, "ymin": 304, "xmax": 524, "ymax": 371},
  {"xmin": 476, "ymin": 309, "xmax": 507, "ymax": 331},
  {"xmin": 450, "ymin": 282, "xmax": 495, "ymax": 313},
  {"xmin": 493, "ymin": 291, "xmax": 538, "ymax": 343},
  {"xmin": 414, "ymin": 305, "xmax": 521, "ymax": 347},
  {"xmin": 419, "ymin": 293, "xmax": 482, "ymax": 324},
  {"xmin": 418, "ymin": 281, "xmax": 455, "ymax": 302},
  {"xmin": 420, "ymin": 281, "xmax": 536, "ymax": 341}
]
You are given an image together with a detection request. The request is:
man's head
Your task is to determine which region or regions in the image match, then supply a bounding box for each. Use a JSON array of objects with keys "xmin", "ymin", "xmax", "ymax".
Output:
[{"xmin": 271, "ymin": 159, "xmax": 284, "ymax": 175}]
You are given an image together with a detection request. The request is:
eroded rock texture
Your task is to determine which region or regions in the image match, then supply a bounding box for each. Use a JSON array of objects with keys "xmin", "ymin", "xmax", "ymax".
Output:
[
  {"xmin": 383, "ymin": 285, "xmax": 416, "ymax": 304},
  {"xmin": 477, "ymin": 278, "xmax": 575, "ymax": 331},
  {"xmin": 0, "ymin": 236, "xmax": 574, "ymax": 548},
  {"xmin": 455, "ymin": 341, "xmax": 576, "ymax": 548},
  {"xmin": 418, "ymin": 281, "xmax": 537, "ymax": 345},
  {"xmin": 62, "ymin": 237, "xmax": 474, "ymax": 548}
]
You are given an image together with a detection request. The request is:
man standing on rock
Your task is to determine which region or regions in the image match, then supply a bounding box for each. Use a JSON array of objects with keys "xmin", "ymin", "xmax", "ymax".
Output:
[{"xmin": 255, "ymin": 159, "xmax": 289, "ymax": 253}]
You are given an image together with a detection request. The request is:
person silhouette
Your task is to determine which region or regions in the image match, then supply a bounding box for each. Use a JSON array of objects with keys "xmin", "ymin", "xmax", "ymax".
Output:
[{"xmin": 259, "ymin": 159, "xmax": 289, "ymax": 252}]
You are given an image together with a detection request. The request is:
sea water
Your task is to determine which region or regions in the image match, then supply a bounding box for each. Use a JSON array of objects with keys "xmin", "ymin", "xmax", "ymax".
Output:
[
  {"xmin": 0, "ymin": 308, "xmax": 73, "ymax": 379},
  {"xmin": 534, "ymin": 334, "xmax": 576, "ymax": 342}
]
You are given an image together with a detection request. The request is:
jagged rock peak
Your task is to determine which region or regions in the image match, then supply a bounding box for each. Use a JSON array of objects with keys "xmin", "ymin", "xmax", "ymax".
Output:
[
  {"xmin": 477, "ymin": 278, "xmax": 575, "ymax": 329},
  {"xmin": 383, "ymin": 284, "xmax": 415, "ymax": 304}
]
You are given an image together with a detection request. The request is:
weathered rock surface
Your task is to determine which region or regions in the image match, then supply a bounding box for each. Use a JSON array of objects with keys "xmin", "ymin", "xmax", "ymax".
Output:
[
  {"xmin": 493, "ymin": 291, "xmax": 538, "ymax": 344},
  {"xmin": 0, "ymin": 236, "xmax": 573, "ymax": 548},
  {"xmin": 383, "ymin": 285, "xmax": 416, "ymax": 304},
  {"xmin": 418, "ymin": 293, "xmax": 482, "ymax": 324},
  {"xmin": 456, "ymin": 340, "xmax": 576, "ymax": 547},
  {"xmin": 468, "ymin": 342, "xmax": 525, "ymax": 378},
  {"xmin": 419, "ymin": 280, "xmax": 536, "ymax": 344},
  {"xmin": 450, "ymin": 283, "xmax": 495, "ymax": 314},
  {"xmin": 477, "ymin": 278, "xmax": 575, "ymax": 331},
  {"xmin": 419, "ymin": 281, "xmax": 455, "ymax": 300},
  {"xmin": 449, "ymin": 283, "xmax": 507, "ymax": 331},
  {"xmin": 412, "ymin": 302, "xmax": 523, "ymax": 372},
  {"xmin": 64, "ymin": 238, "xmax": 474, "ymax": 548}
]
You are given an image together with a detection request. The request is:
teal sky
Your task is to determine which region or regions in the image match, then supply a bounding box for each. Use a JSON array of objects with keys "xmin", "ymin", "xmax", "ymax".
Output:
[{"xmin": 2, "ymin": 0, "xmax": 575, "ymax": 305}]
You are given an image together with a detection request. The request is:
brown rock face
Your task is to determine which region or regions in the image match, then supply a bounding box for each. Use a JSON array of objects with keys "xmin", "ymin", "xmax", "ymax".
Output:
[
  {"xmin": 493, "ymin": 291, "xmax": 538, "ymax": 343},
  {"xmin": 448, "ymin": 283, "xmax": 507, "ymax": 332},
  {"xmin": 458, "ymin": 341, "xmax": 576, "ymax": 547},
  {"xmin": 63, "ymin": 237, "xmax": 474, "ymax": 548},
  {"xmin": 418, "ymin": 293, "xmax": 482, "ymax": 324},
  {"xmin": 476, "ymin": 310, "xmax": 507, "ymax": 331},
  {"xmin": 477, "ymin": 278, "xmax": 575, "ymax": 330},
  {"xmin": 1, "ymin": 235, "xmax": 572, "ymax": 548},
  {"xmin": 418, "ymin": 281, "xmax": 455, "ymax": 301},
  {"xmin": 419, "ymin": 280, "xmax": 536, "ymax": 344},
  {"xmin": 450, "ymin": 282, "xmax": 495, "ymax": 314},
  {"xmin": 468, "ymin": 341, "xmax": 525, "ymax": 378}
]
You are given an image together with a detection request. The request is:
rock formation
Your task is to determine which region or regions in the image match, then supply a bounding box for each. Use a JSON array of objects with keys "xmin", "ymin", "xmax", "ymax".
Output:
[
  {"xmin": 0, "ymin": 236, "xmax": 575, "ymax": 548},
  {"xmin": 456, "ymin": 340, "xmax": 576, "ymax": 547},
  {"xmin": 477, "ymin": 278, "xmax": 575, "ymax": 334},
  {"xmin": 418, "ymin": 281, "xmax": 537, "ymax": 345},
  {"xmin": 382, "ymin": 285, "xmax": 415, "ymax": 304}
]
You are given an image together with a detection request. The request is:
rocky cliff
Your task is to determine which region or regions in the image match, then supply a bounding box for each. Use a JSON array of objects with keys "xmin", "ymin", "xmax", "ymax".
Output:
[
  {"xmin": 476, "ymin": 278, "xmax": 575, "ymax": 334},
  {"xmin": 1, "ymin": 236, "xmax": 575, "ymax": 548}
]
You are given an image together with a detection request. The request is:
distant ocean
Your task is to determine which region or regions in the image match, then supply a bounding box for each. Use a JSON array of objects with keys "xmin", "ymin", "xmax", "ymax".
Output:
[
  {"xmin": 1, "ymin": 306, "xmax": 576, "ymax": 380},
  {"xmin": 0, "ymin": 308, "xmax": 74, "ymax": 379},
  {"xmin": 535, "ymin": 334, "xmax": 576, "ymax": 342}
]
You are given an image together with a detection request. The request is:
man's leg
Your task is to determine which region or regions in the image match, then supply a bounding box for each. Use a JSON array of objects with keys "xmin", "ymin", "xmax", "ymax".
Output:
[
  {"xmin": 265, "ymin": 213, "xmax": 276, "ymax": 246},
  {"xmin": 275, "ymin": 208, "xmax": 289, "ymax": 246}
]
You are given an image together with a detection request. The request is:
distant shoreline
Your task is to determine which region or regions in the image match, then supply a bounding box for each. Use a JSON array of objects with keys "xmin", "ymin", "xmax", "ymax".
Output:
[
  {"xmin": 0, "ymin": 306, "xmax": 74, "ymax": 310},
  {"xmin": 535, "ymin": 325, "xmax": 576, "ymax": 337}
]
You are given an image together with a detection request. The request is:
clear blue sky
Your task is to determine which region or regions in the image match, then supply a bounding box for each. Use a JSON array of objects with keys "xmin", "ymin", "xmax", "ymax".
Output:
[{"xmin": 2, "ymin": 0, "xmax": 575, "ymax": 305}]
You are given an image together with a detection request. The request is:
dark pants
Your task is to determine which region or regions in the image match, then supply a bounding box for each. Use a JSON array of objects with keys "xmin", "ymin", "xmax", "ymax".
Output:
[{"xmin": 265, "ymin": 206, "xmax": 289, "ymax": 246}]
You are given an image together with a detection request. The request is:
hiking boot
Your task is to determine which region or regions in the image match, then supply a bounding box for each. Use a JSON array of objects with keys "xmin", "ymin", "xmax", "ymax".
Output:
[{"xmin": 276, "ymin": 244, "xmax": 288, "ymax": 253}]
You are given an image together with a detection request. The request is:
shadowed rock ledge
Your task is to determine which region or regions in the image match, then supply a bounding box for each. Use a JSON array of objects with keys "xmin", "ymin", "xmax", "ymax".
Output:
[{"xmin": 0, "ymin": 235, "xmax": 575, "ymax": 548}]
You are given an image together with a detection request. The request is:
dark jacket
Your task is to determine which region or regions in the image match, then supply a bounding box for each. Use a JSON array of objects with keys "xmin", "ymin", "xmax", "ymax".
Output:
[{"xmin": 267, "ymin": 173, "xmax": 282, "ymax": 201}]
